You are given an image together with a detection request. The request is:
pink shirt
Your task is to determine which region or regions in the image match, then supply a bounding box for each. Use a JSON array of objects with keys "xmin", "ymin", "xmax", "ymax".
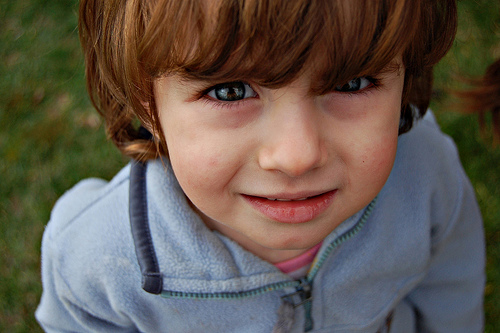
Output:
[{"xmin": 274, "ymin": 242, "xmax": 322, "ymax": 279}]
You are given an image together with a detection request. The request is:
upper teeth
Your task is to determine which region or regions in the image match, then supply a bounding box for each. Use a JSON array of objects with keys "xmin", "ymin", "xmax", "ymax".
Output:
[{"xmin": 267, "ymin": 198, "xmax": 308, "ymax": 201}]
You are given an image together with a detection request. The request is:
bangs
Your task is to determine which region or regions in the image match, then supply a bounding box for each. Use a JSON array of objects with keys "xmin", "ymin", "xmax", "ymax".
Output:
[
  {"xmin": 140, "ymin": 0, "xmax": 419, "ymax": 92},
  {"xmin": 79, "ymin": 0, "xmax": 456, "ymax": 159}
]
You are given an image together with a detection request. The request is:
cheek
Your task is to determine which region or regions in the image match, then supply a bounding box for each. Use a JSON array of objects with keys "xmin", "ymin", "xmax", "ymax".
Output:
[
  {"xmin": 363, "ymin": 139, "xmax": 398, "ymax": 176},
  {"xmin": 341, "ymin": 105, "xmax": 400, "ymax": 193},
  {"xmin": 353, "ymin": 127, "xmax": 399, "ymax": 195},
  {"xmin": 163, "ymin": 121, "xmax": 241, "ymax": 208},
  {"xmin": 168, "ymin": 140, "xmax": 223, "ymax": 188}
]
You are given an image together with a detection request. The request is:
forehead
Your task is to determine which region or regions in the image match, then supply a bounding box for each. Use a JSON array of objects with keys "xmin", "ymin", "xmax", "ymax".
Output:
[{"xmin": 142, "ymin": 0, "xmax": 417, "ymax": 89}]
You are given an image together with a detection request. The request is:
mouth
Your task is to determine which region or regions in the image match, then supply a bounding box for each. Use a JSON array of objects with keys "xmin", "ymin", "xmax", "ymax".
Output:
[
  {"xmin": 242, "ymin": 190, "xmax": 337, "ymax": 224},
  {"xmin": 265, "ymin": 197, "xmax": 310, "ymax": 201}
]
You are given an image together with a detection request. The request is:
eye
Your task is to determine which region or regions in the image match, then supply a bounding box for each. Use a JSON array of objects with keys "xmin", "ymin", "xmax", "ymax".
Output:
[
  {"xmin": 335, "ymin": 77, "xmax": 372, "ymax": 93},
  {"xmin": 207, "ymin": 82, "xmax": 257, "ymax": 102}
]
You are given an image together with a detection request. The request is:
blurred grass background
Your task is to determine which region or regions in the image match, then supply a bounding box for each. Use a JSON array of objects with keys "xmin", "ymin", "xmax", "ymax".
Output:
[{"xmin": 0, "ymin": 0, "xmax": 498, "ymax": 331}]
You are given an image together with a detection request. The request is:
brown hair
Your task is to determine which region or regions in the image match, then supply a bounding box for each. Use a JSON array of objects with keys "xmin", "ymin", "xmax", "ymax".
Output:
[
  {"xmin": 457, "ymin": 59, "xmax": 500, "ymax": 144},
  {"xmin": 79, "ymin": 0, "xmax": 457, "ymax": 161}
]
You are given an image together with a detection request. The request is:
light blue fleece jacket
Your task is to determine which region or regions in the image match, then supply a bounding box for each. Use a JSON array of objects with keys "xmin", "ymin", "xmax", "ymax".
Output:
[{"xmin": 36, "ymin": 112, "xmax": 485, "ymax": 332}]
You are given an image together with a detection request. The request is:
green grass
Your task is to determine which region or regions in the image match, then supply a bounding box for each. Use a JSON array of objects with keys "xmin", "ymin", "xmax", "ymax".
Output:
[
  {"xmin": 0, "ymin": 1, "xmax": 126, "ymax": 331},
  {"xmin": 0, "ymin": 0, "xmax": 498, "ymax": 331}
]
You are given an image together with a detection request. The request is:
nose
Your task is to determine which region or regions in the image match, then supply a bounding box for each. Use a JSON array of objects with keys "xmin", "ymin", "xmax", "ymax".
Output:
[{"xmin": 258, "ymin": 99, "xmax": 327, "ymax": 177}]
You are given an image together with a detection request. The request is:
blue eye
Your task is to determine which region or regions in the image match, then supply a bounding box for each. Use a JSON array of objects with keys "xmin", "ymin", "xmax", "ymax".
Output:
[
  {"xmin": 335, "ymin": 77, "xmax": 372, "ymax": 92},
  {"xmin": 207, "ymin": 82, "xmax": 257, "ymax": 101}
]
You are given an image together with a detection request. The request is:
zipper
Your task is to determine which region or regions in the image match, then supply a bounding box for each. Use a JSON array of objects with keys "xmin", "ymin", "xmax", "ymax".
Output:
[
  {"xmin": 300, "ymin": 197, "xmax": 378, "ymax": 331},
  {"xmin": 161, "ymin": 280, "xmax": 300, "ymax": 300},
  {"xmin": 161, "ymin": 197, "xmax": 377, "ymax": 331},
  {"xmin": 307, "ymin": 197, "xmax": 377, "ymax": 282},
  {"xmin": 281, "ymin": 278, "xmax": 314, "ymax": 331}
]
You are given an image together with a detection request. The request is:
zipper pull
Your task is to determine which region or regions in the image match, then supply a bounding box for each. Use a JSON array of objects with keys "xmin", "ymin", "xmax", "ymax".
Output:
[
  {"xmin": 281, "ymin": 279, "xmax": 313, "ymax": 307},
  {"xmin": 297, "ymin": 278, "xmax": 312, "ymax": 305},
  {"xmin": 298, "ymin": 279, "xmax": 313, "ymax": 331},
  {"xmin": 280, "ymin": 279, "xmax": 314, "ymax": 331}
]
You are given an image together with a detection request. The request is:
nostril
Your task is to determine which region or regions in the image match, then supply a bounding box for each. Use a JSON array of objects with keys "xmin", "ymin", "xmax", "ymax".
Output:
[{"xmin": 257, "ymin": 139, "xmax": 326, "ymax": 177}]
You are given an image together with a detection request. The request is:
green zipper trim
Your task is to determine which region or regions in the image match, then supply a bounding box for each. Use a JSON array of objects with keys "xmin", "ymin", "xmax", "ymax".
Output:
[
  {"xmin": 307, "ymin": 196, "xmax": 378, "ymax": 282},
  {"xmin": 161, "ymin": 280, "xmax": 299, "ymax": 300}
]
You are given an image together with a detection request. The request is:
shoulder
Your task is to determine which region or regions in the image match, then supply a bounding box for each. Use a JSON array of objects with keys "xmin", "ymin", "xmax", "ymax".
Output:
[
  {"xmin": 397, "ymin": 111, "xmax": 462, "ymax": 179},
  {"xmin": 391, "ymin": 110, "xmax": 467, "ymax": 194},
  {"xmin": 41, "ymin": 163, "xmax": 140, "ymax": 298},
  {"xmin": 44, "ymin": 161, "xmax": 134, "ymax": 258},
  {"xmin": 382, "ymin": 110, "xmax": 480, "ymax": 240},
  {"xmin": 46, "ymin": 164, "xmax": 131, "ymax": 239},
  {"xmin": 39, "ymin": 161, "xmax": 201, "ymax": 330}
]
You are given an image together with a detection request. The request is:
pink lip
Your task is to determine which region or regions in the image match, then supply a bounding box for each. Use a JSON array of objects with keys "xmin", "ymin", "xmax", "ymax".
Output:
[{"xmin": 242, "ymin": 190, "xmax": 337, "ymax": 224}]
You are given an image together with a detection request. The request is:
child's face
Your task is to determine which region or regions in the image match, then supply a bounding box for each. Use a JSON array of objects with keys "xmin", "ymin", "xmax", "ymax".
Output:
[{"xmin": 155, "ymin": 60, "xmax": 405, "ymax": 263}]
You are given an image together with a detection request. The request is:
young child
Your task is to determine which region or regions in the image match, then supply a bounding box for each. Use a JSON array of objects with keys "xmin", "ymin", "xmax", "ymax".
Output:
[{"xmin": 36, "ymin": 0, "xmax": 485, "ymax": 332}]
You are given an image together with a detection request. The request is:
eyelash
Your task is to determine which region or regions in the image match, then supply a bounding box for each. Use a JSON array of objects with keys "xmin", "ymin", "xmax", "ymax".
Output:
[
  {"xmin": 197, "ymin": 76, "xmax": 382, "ymax": 109},
  {"xmin": 333, "ymin": 77, "xmax": 381, "ymax": 96}
]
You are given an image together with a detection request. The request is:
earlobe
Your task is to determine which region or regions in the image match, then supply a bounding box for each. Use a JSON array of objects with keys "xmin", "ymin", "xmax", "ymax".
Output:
[
  {"xmin": 141, "ymin": 121, "xmax": 162, "ymax": 142},
  {"xmin": 137, "ymin": 126, "xmax": 153, "ymax": 140}
]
